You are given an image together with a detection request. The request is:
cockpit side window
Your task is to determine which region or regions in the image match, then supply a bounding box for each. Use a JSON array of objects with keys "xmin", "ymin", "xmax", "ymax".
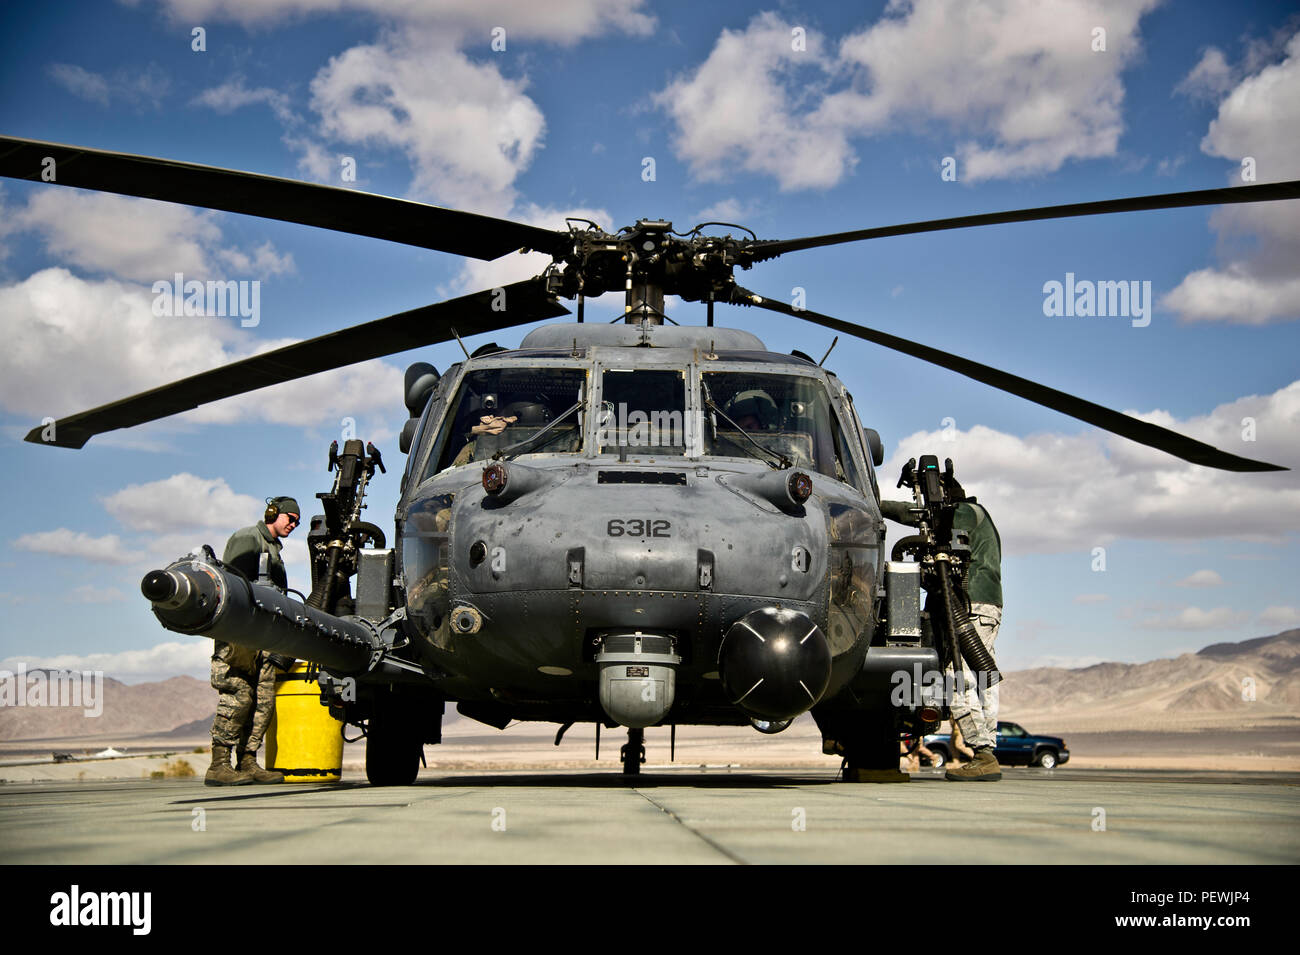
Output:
[
  {"xmin": 827, "ymin": 407, "xmax": 866, "ymax": 491},
  {"xmin": 403, "ymin": 368, "xmax": 455, "ymax": 492},
  {"xmin": 423, "ymin": 366, "xmax": 586, "ymax": 479},
  {"xmin": 843, "ymin": 392, "xmax": 880, "ymax": 500}
]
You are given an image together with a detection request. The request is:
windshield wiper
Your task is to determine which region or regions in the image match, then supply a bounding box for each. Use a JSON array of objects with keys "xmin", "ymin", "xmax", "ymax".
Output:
[
  {"xmin": 702, "ymin": 385, "xmax": 790, "ymax": 470},
  {"xmin": 494, "ymin": 398, "xmax": 585, "ymax": 461}
]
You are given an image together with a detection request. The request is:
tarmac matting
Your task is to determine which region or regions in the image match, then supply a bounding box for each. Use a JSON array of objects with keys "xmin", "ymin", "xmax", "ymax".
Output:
[{"xmin": 2, "ymin": 767, "xmax": 1296, "ymax": 864}]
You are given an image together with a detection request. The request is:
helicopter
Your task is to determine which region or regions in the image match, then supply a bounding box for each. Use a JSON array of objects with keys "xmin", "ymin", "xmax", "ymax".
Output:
[{"xmin": 2, "ymin": 134, "xmax": 1294, "ymax": 784}]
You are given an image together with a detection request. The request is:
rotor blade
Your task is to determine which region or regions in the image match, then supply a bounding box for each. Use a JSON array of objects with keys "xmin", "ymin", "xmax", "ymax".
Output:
[
  {"xmin": 0, "ymin": 135, "xmax": 569, "ymax": 260},
  {"xmin": 731, "ymin": 286, "xmax": 1286, "ymax": 473},
  {"xmin": 25, "ymin": 279, "xmax": 569, "ymax": 449},
  {"xmin": 745, "ymin": 180, "xmax": 1300, "ymax": 263}
]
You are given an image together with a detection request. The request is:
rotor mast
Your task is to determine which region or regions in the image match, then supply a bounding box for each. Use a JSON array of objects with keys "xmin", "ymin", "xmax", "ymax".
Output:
[
  {"xmin": 623, "ymin": 218, "xmax": 672, "ymax": 325},
  {"xmin": 625, "ymin": 280, "xmax": 665, "ymax": 325}
]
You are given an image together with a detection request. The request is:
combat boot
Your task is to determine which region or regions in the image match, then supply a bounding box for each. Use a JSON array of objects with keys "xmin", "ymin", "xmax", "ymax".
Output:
[
  {"xmin": 944, "ymin": 747, "xmax": 1002, "ymax": 781},
  {"xmin": 205, "ymin": 743, "xmax": 254, "ymax": 786},
  {"xmin": 236, "ymin": 750, "xmax": 284, "ymax": 784}
]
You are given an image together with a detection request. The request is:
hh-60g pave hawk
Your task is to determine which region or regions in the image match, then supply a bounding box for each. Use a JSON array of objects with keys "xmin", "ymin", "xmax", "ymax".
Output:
[{"xmin": 2, "ymin": 135, "xmax": 1293, "ymax": 784}]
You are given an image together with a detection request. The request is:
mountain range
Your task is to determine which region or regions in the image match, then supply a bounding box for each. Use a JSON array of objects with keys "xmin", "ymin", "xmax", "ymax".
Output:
[{"xmin": 3, "ymin": 631, "xmax": 1296, "ymax": 744}]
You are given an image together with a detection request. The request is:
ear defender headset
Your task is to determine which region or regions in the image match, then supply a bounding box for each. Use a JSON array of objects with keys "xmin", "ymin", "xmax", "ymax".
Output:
[{"xmin": 263, "ymin": 498, "xmax": 280, "ymax": 524}]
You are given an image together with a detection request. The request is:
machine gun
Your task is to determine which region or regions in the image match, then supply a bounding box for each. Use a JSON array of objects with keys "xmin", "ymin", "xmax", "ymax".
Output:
[
  {"xmin": 889, "ymin": 455, "xmax": 1001, "ymax": 695},
  {"xmin": 305, "ymin": 439, "xmax": 387, "ymax": 615},
  {"xmin": 141, "ymin": 438, "xmax": 427, "ymax": 690}
]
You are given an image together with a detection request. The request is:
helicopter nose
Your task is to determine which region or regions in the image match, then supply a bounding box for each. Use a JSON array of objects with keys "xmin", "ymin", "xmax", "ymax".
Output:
[{"xmin": 718, "ymin": 608, "xmax": 831, "ymax": 722}]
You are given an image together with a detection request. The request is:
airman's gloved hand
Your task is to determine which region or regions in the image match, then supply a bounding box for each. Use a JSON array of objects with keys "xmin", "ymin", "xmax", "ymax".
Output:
[{"xmin": 471, "ymin": 415, "xmax": 517, "ymax": 436}]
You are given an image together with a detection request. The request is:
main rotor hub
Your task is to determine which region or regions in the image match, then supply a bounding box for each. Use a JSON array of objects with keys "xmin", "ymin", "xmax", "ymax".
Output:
[{"xmin": 545, "ymin": 219, "xmax": 753, "ymax": 324}]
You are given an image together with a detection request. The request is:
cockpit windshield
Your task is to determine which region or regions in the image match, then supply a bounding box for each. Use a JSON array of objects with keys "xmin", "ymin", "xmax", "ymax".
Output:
[
  {"xmin": 419, "ymin": 363, "xmax": 863, "ymax": 489},
  {"xmin": 597, "ymin": 368, "xmax": 688, "ymax": 456},
  {"xmin": 427, "ymin": 367, "xmax": 586, "ymax": 476},
  {"xmin": 702, "ymin": 371, "xmax": 853, "ymax": 482}
]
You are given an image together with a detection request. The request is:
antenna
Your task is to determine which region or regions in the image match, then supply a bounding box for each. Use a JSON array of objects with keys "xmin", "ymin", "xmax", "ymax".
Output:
[
  {"xmin": 818, "ymin": 336, "xmax": 839, "ymax": 366},
  {"xmin": 450, "ymin": 327, "xmax": 471, "ymax": 360}
]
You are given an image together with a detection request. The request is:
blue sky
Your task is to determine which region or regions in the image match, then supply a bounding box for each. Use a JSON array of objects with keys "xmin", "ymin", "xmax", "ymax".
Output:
[{"xmin": 1, "ymin": 0, "xmax": 1298, "ymax": 682}]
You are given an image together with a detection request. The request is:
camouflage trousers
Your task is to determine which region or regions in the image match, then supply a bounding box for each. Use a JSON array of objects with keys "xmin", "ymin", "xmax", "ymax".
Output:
[
  {"xmin": 948, "ymin": 603, "xmax": 1001, "ymax": 750},
  {"xmin": 210, "ymin": 641, "xmax": 276, "ymax": 754}
]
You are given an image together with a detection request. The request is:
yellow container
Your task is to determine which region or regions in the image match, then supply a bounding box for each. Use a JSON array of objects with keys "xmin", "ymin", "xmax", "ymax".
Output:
[{"xmin": 267, "ymin": 662, "xmax": 345, "ymax": 782}]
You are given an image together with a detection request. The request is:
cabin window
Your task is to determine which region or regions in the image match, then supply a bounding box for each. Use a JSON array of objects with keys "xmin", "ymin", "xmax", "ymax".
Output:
[{"xmin": 426, "ymin": 367, "xmax": 586, "ymax": 477}]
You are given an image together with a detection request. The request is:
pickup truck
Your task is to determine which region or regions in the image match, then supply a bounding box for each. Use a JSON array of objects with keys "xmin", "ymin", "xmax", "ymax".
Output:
[{"xmin": 922, "ymin": 721, "xmax": 1069, "ymax": 769}]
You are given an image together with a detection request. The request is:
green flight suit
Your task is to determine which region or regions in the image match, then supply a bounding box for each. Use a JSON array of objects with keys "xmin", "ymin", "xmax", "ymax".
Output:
[{"xmin": 210, "ymin": 522, "xmax": 286, "ymax": 753}]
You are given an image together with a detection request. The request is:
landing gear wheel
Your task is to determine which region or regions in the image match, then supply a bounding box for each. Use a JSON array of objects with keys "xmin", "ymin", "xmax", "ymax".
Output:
[
  {"xmin": 621, "ymin": 728, "xmax": 645, "ymax": 776},
  {"xmin": 840, "ymin": 718, "xmax": 909, "ymax": 783},
  {"xmin": 366, "ymin": 712, "xmax": 421, "ymax": 786}
]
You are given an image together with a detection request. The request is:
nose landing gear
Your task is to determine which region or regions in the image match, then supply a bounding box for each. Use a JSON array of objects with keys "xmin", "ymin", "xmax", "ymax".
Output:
[{"xmin": 620, "ymin": 727, "xmax": 645, "ymax": 776}]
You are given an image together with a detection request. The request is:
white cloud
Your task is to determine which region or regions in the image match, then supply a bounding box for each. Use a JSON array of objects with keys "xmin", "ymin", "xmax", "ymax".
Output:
[
  {"xmin": 0, "ymin": 269, "xmax": 240, "ymax": 422},
  {"xmin": 160, "ymin": 4, "xmax": 651, "ymax": 229},
  {"xmin": 1163, "ymin": 264, "xmax": 1300, "ymax": 325},
  {"xmin": 144, "ymin": 0, "xmax": 654, "ymax": 40},
  {"xmin": 14, "ymin": 191, "xmax": 218, "ymax": 281},
  {"xmin": 882, "ymin": 379, "xmax": 1300, "ymax": 553},
  {"xmin": 1201, "ymin": 33, "xmax": 1300, "ymax": 176},
  {"xmin": 1154, "ymin": 155, "xmax": 1186, "ymax": 176},
  {"xmin": 48, "ymin": 64, "xmax": 109, "ymax": 105},
  {"xmin": 1175, "ymin": 569, "xmax": 1224, "ymax": 588},
  {"xmin": 306, "ymin": 32, "xmax": 546, "ymax": 216},
  {"xmin": 12, "ymin": 529, "xmax": 139, "ymax": 564},
  {"xmin": 1, "ymin": 639, "xmax": 212, "ymax": 683},
  {"xmin": 48, "ymin": 62, "xmax": 170, "ymax": 108},
  {"xmin": 215, "ymin": 241, "xmax": 295, "ymax": 277},
  {"xmin": 0, "ymin": 269, "xmax": 401, "ymax": 434},
  {"xmin": 285, "ymin": 135, "xmax": 340, "ymax": 184},
  {"xmin": 831, "ymin": 0, "xmax": 1160, "ymax": 182},
  {"xmin": 1174, "ymin": 47, "xmax": 1233, "ymax": 100},
  {"xmin": 694, "ymin": 198, "xmax": 760, "ymax": 224},
  {"xmin": 655, "ymin": 13, "xmax": 847, "ymax": 191},
  {"xmin": 102, "ymin": 474, "xmax": 262, "ymax": 534},
  {"xmin": 656, "ymin": 1, "xmax": 1160, "ymax": 189},
  {"xmin": 1138, "ymin": 606, "xmax": 1251, "ymax": 630},
  {"xmin": 192, "ymin": 77, "xmax": 293, "ymax": 122},
  {"xmin": 10, "ymin": 191, "xmax": 294, "ymax": 283},
  {"xmin": 1163, "ymin": 31, "xmax": 1300, "ymax": 324},
  {"xmin": 1257, "ymin": 606, "xmax": 1300, "ymax": 629}
]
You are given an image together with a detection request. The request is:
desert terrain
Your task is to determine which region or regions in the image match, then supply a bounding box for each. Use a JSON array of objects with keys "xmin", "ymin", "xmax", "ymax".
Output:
[{"xmin": 3, "ymin": 630, "xmax": 1296, "ymax": 781}]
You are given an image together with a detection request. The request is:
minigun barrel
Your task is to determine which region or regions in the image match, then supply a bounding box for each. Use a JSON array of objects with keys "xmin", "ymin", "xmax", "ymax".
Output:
[{"xmin": 141, "ymin": 557, "xmax": 381, "ymax": 673}]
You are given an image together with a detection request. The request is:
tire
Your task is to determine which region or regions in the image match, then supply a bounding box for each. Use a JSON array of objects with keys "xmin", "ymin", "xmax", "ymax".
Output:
[
  {"xmin": 928, "ymin": 748, "xmax": 947, "ymax": 769},
  {"xmin": 1035, "ymin": 749, "xmax": 1058, "ymax": 770},
  {"xmin": 839, "ymin": 717, "xmax": 901, "ymax": 776},
  {"xmin": 366, "ymin": 716, "xmax": 421, "ymax": 786}
]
